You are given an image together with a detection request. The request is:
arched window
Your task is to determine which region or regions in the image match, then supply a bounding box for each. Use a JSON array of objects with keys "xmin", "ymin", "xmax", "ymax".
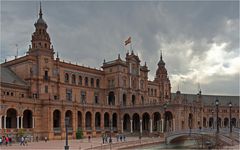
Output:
[
  {"xmin": 96, "ymin": 79, "xmax": 100, "ymax": 88},
  {"xmin": 132, "ymin": 95, "xmax": 136, "ymax": 105},
  {"xmin": 140, "ymin": 80, "xmax": 144, "ymax": 89},
  {"xmin": 79, "ymin": 76, "xmax": 82, "ymax": 85},
  {"xmin": 141, "ymin": 96, "xmax": 144, "ymax": 104},
  {"xmin": 123, "ymin": 94, "xmax": 126, "ymax": 106},
  {"xmin": 65, "ymin": 73, "xmax": 69, "ymax": 83},
  {"xmin": 108, "ymin": 91, "xmax": 115, "ymax": 105},
  {"xmin": 91, "ymin": 78, "xmax": 94, "ymax": 87},
  {"xmin": 72, "ymin": 74, "xmax": 76, "ymax": 84},
  {"xmin": 85, "ymin": 77, "xmax": 88, "ymax": 86}
]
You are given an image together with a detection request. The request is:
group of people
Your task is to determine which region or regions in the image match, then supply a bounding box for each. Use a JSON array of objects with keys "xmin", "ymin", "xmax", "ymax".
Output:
[
  {"xmin": 0, "ymin": 136, "xmax": 12, "ymax": 146},
  {"xmin": 101, "ymin": 133, "xmax": 126, "ymax": 144},
  {"xmin": 116, "ymin": 134, "xmax": 126, "ymax": 142}
]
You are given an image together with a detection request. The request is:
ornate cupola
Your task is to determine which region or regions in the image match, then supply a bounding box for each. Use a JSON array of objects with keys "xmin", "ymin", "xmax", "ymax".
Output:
[
  {"xmin": 28, "ymin": 2, "xmax": 54, "ymax": 58},
  {"xmin": 154, "ymin": 52, "xmax": 168, "ymax": 81}
]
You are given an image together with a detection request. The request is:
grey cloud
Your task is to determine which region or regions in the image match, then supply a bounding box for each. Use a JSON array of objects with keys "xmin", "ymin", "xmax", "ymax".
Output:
[{"xmin": 1, "ymin": 1, "xmax": 239, "ymax": 95}]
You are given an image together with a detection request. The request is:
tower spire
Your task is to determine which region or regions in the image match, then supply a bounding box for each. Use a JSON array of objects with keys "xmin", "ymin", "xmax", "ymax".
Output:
[
  {"xmin": 160, "ymin": 50, "xmax": 163, "ymax": 61},
  {"xmin": 39, "ymin": 1, "xmax": 43, "ymax": 18}
]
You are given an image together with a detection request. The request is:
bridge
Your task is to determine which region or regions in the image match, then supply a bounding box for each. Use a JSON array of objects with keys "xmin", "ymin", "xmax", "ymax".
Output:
[{"xmin": 165, "ymin": 128, "xmax": 240, "ymax": 147}]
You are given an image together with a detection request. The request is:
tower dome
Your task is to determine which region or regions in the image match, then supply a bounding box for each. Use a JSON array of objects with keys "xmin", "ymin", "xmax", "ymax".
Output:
[{"xmin": 34, "ymin": 2, "xmax": 48, "ymax": 28}]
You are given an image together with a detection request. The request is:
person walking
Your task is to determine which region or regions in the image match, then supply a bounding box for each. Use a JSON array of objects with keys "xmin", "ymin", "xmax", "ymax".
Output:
[
  {"xmin": 0, "ymin": 137, "xmax": 2, "ymax": 146},
  {"xmin": 9, "ymin": 137, "xmax": 12, "ymax": 146},
  {"xmin": 20, "ymin": 136, "xmax": 25, "ymax": 146},
  {"xmin": 102, "ymin": 134, "xmax": 105, "ymax": 144},
  {"xmin": 5, "ymin": 136, "xmax": 9, "ymax": 146},
  {"xmin": 88, "ymin": 135, "xmax": 91, "ymax": 142},
  {"xmin": 44, "ymin": 136, "xmax": 47, "ymax": 142}
]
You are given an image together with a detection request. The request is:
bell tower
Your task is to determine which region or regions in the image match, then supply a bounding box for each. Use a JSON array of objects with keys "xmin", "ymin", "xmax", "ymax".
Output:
[
  {"xmin": 28, "ymin": 2, "xmax": 54, "ymax": 58},
  {"xmin": 154, "ymin": 52, "xmax": 171, "ymax": 101}
]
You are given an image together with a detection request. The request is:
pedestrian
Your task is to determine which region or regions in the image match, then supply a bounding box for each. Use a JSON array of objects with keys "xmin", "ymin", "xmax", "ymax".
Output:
[
  {"xmin": 116, "ymin": 134, "xmax": 119, "ymax": 142},
  {"xmin": 123, "ymin": 135, "xmax": 126, "ymax": 141},
  {"xmin": 20, "ymin": 136, "xmax": 25, "ymax": 146},
  {"xmin": 120, "ymin": 135, "xmax": 122, "ymax": 142},
  {"xmin": 105, "ymin": 135, "xmax": 108, "ymax": 143},
  {"xmin": 24, "ymin": 136, "xmax": 28, "ymax": 146},
  {"xmin": 0, "ymin": 137, "xmax": 2, "ymax": 146},
  {"xmin": 88, "ymin": 135, "xmax": 91, "ymax": 142},
  {"xmin": 9, "ymin": 137, "xmax": 12, "ymax": 146},
  {"xmin": 36, "ymin": 136, "xmax": 38, "ymax": 142},
  {"xmin": 102, "ymin": 134, "xmax": 104, "ymax": 144},
  {"xmin": 109, "ymin": 136, "xmax": 112, "ymax": 143},
  {"xmin": 44, "ymin": 136, "xmax": 47, "ymax": 142},
  {"xmin": 5, "ymin": 136, "xmax": 9, "ymax": 146}
]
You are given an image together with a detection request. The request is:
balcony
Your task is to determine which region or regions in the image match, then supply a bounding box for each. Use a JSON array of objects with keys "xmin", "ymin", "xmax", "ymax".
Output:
[
  {"xmin": 53, "ymin": 127, "xmax": 61, "ymax": 133},
  {"xmin": 95, "ymin": 127, "xmax": 101, "ymax": 131},
  {"xmin": 104, "ymin": 127, "xmax": 110, "ymax": 131},
  {"xmin": 67, "ymin": 127, "xmax": 73, "ymax": 133},
  {"xmin": 43, "ymin": 76, "xmax": 50, "ymax": 81},
  {"xmin": 86, "ymin": 127, "xmax": 92, "ymax": 131}
]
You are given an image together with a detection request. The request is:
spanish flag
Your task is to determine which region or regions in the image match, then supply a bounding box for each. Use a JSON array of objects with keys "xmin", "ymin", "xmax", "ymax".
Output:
[{"xmin": 125, "ymin": 37, "xmax": 131, "ymax": 46}]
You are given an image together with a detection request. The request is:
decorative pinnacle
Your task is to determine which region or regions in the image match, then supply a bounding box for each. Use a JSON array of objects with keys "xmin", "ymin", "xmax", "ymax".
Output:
[
  {"xmin": 39, "ymin": 1, "xmax": 43, "ymax": 18},
  {"xmin": 160, "ymin": 50, "xmax": 163, "ymax": 61}
]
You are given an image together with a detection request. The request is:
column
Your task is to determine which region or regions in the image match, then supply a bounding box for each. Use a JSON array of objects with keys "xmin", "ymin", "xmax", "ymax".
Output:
[
  {"xmin": 140, "ymin": 119, "xmax": 142, "ymax": 134},
  {"xmin": 161, "ymin": 119, "xmax": 164, "ymax": 132},
  {"xmin": 130, "ymin": 63, "xmax": 132, "ymax": 73},
  {"xmin": 173, "ymin": 119, "xmax": 175, "ymax": 131},
  {"xmin": 0, "ymin": 116, "xmax": 2, "ymax": 129},
  {"xmin": 138, "ymin": 78, "xmax": 140, "ymax": 90},
  {"xmin": 17, "ymin": 116, "xmax": 19, "ymax": 129},
  {"xmin": 130, "ymin": 120, "xmax": 133, "ymax": 133},
  {"xmin": 150, "ymin": 119, "xmax": 153, "ymax": 133},
  {"xmin": 21, "ymin": 116, "xmax": 23, "ymax": 128},
  {"xmin": 121, "ymin": 119, "xmax": 123, "ymax": 133},
  {"xmin": 32, "ymin": 117, "xmax": 35, "ymax": 128},
  {"xmin": 4, "ymin": 115, "xmax": 7, "ymax": 129},
  {"xmin": 129, "ymin": 76, "xmax": 131, "ymax": 88}
]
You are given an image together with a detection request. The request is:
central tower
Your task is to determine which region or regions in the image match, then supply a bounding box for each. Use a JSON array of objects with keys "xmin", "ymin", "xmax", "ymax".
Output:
[{"xmin": 28, "ymin": 3, "xmax": 54, "ymax": 58}]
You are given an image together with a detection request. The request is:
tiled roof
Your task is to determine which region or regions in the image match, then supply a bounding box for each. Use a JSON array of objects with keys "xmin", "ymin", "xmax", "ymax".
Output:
[
  {"xmin": 0, "ymin": 66, "xmax": 28, "ymax": 86},
  {"xmin": 171, "ymin": 93, "xmax": 239, "ymax": 106}
]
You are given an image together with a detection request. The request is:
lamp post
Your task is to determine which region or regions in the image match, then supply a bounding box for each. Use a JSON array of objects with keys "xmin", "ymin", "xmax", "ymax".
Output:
[
  {"xmin": 65, "ymin": 117, "xmax": 70, "ymax": 150},
  {"xmin": 163, "ymin": 103, "xmax": 167, "ymax": 132},
  {"xmin": 211, "ymin": 110, "xmax": 214, "ymax": 129},
  {"xmin": 229, "ymin": 102, "xmax": 232, "ymax": 133},
  {"xmin": 109, "ymin": 101, "xmax": 113, "ymax": 150},
  {"xmin": 215, "ymin": 98, "xmax": 219, "ymax": 134}
]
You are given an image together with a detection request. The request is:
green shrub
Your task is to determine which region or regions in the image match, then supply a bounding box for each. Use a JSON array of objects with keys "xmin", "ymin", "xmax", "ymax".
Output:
[{"xmin": 76, "ymin": 128, "xmax": 83, "ymax": 139}]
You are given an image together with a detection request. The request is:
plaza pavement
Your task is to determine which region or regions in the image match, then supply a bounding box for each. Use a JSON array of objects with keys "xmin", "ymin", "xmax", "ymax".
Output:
[{"xmin": 0, "ymin": 136, "xmax": 163, "ymax": 150}]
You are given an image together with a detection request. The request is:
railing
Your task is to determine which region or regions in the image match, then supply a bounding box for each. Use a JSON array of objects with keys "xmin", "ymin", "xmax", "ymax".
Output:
[
  {"xmin": 53, "ymin": 127, "xmax": 61, "ymax": 133},
  {"xmin": 113, "ymin": 127, "xmax": 118, "ymax": 131},
  {"xmin": 104, "ymin": 127, "xmax": 110, "ymax": 131},
  {"xmin": 95, "ymin": 127, "xmax": 101, "ymax": 131},
  {"xmin": 43, "ymin": 76, "xmax": 50, "ymax": 81},
  {"xmin": 67, "ymin": 127, "xmax": 73, "ymax": 133},
  {"xmin": 86, "ymin": 127, "xmax": 92, "ymax": 131}
]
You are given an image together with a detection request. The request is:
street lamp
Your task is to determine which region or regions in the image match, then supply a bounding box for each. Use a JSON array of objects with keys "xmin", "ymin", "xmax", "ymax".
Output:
[
  {"xmin": 163, "ymin": 103, "xmax": 167, "ymax": 132},
  {"xmin": 65, "ymin": 117, "xmax": 70, "ymax": 150},
  {"xmin": 109, "ymin": 101, "xmax": 113, "ymax": 150},
  {"xmin": 215, "ymin": 98, "xmax": 219, "ymax": 134},
  {"xmin": 229, "ymin": 102, "xmax": 232, "ymax": 133},
  {"xmin": 211, "ymin": 110, "xmax": 214, "ymax": 129}
]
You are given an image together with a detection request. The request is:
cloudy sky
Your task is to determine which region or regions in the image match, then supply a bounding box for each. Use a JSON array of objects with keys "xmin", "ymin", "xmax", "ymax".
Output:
[{"xmin": 1, "ymin": 1, "xmax": 239, "ymax": 96}]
